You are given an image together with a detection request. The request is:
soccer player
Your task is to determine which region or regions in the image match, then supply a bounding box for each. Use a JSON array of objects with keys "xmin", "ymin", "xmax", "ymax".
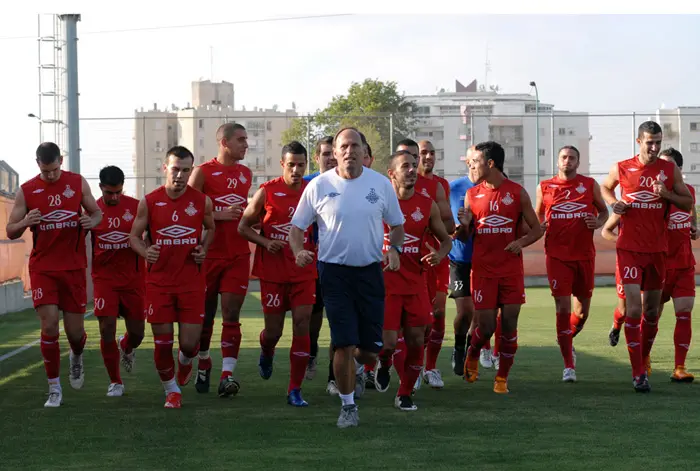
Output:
[
  {"xmin": 535, "ymin": 146, "xmax": 608, "ymax": 382},
  {"xmin": 90, "ymin": 165, "xmax": 146, "ymax": 396},
  {"xmin": 238, "ymin": 141, "xmax": 316, "ymax": 406},
  {"xmin": 302, "ymin": 136, "xmax": 335, "ymax": 384},
  {"xmin": 5, "ymin": 142, "xmax": 102, "ymax": 407},
  {"xmin": 459, "ymin": 141, "xmax": 543, "ymax": 394},
  {"xmin": 290, "ymin": 127, "xmax": 405, "ymax": 428},
  {"xmin": 373, "ymin": 150, "xmax": 452, "ymax": 411},
  {"xmin": 602, "ymin": 147, "xmax": 697, "ymax": 382},
  {"xmin": 129, "ymin": 146, "xmax": 215, "ymax": 408},
  {"xmin": 188, "ymin": 123, "xmax": 252, "ymax": 397},
  {"xmin": 600, "ymin": 121, "xmax": 693, "ymax": 392}
]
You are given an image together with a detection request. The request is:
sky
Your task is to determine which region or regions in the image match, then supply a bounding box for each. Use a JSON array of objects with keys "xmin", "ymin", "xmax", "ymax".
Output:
[{"xmin": 1, "ymin": 2, "xmax": 699, "ymax": 196}]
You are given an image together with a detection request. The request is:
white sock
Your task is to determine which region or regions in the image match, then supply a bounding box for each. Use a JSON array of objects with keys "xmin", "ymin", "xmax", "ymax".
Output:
[
  {"xmin": 340, "ymin": 393, "xmax": 355, "ymax": 406},
  {"xmin": 48, "ymin": 378, "xmax": 61, "ymax": 390},
  {"xmin": 354, "ymin": 359, "xmax": 364, "ymax": 375},
  {"xmin": 162, "ymin": 378, "xmax": 181, "ymax": 394},
  {"xmin": 222, "ymin": 357, "xmax": 237, "ymax": 374},
  {"xmin": 178, "ymin": 350, "xmax": 193, "ymax": 365},
  {"xmin": 198, "ymin": 350, "xmax": 210, "ymax": 360}
]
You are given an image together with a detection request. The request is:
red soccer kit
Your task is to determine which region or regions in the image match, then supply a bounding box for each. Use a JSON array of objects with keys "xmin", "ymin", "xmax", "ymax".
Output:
[
  {"xmin": 414, "ymin": 174, "xmax": 450, "ymax": 299},
  {"xmin": 251, "ymin": 177, "xmax": 316, "ymax": 315},
  {"xmin": 540, "ymin": 174, "xmax": 597, "ymax": 299},
  {"xmin": 145, "ymin": 186, "xmax": 207, "ymax": 324},
  {"xmin": 616, "ymin": 155, "xmax": 676, "ymax": 290},
  {"xmin": 91, "ymin": 195, "xmax": 145, "ymax": 319},
  {"xmin": 468, "ymin": 179, "xmax": 526, "ymax": 310},
  {"xmin": 382, "ymin": 193, "xmax": 433, "ymax": 331},
  {"xmin": 663, "ymin": 184, "xmax": 696, "ymax": 302},
  {"xmin": 22, "ymin": 171, "xmax": 87, "ymax": 313},
  {"xmin": 198, "ymin": 159, "xmax": 253, "ymax": 296}
]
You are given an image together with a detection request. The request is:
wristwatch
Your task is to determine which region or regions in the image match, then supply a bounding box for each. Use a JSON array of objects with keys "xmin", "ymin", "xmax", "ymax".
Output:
[{"xmin": 390, "ymin": 245, "xmax": 403, "ymax": 254}]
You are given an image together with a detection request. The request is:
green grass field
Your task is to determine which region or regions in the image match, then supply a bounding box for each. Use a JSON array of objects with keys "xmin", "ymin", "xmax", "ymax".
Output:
[{"xmin": 0, "ymin": 286, "xmax": 698, "ymax": 470}]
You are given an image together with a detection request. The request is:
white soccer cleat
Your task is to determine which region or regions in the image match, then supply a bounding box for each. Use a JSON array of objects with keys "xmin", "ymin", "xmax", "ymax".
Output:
[
  {"xmin": 563, "ymin": 368, "xmax": 577, "ymax": 383},
  {"xmin": 305, "ymin": 356, "xmax": 317, "ymax": 381},
  {"xmin": 491, "ymin": 353, "xmax": 500, "ymax": 371},
  {"xmin": 44, "ymin": 387, "xmax": 63, "ymax": 408},
  {"xmin": 326, "ymin": 380, "xmax": 340, "ymax": 396},
  {"xmin": 413, "ymin": 369, "xmax": 422, "ymax": 393},
  {"xmin": 69, "ymin": 351, "xmax": 85, "ymax": 390},
  {"xmin": 119, "ymin": 336, "xmax": 136, "ymax": 373},
  {"xmin": 107, "ymin": 383, "xmax": 125, "ymax": 397},
  {"xmin": 480, "ymin": 348, "xmax": 494, "ymax": 369},
  {"xmin": 423, "ymin": 369, "xmax": 445, "ymax": 389}
]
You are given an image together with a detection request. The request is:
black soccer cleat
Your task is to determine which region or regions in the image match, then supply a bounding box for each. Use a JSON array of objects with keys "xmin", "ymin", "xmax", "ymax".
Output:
[
  {"xmin": 218, "ymin": 376, "xmax": 240, "ymax": 398},
  {"xmin": 633, "ymin": 373, "xmax": 651, "ymax": 393},
  {"xmin": 394, "ymin": 395, "xmax": 417, "ymax": 411},
  {"xmin": 374, "ymin": 361, "xmax": 391, "ymax": 393},
  {"xmin": 452, "ymin": 347, "xmax": 466, "ymax": 376},
  {"xmin": 195, "ymin": 368, "xmax": 211, "ymax": 393},
  {"xmin": 365, "ymin": 370, "xmax": 376, "ymax": 390},
  {"xmin": 609, "ymin": 327, "xmax": 621, "ymax": 347}
]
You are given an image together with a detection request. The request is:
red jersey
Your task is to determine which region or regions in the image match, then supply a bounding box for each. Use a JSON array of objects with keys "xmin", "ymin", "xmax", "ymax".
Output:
[
  {"xmin": 540, "ymin": 174, "xmax": 597, "ymax": 261},
  {"xmin": 382, "ymin": 193, "xmax": 433, "ymax": 295},
  {"xmin": 617, "ymin": 155, "xmax": 675, "ymax": 253},
  {"xmin": 21, "ymin": 171, "xmax": 87, "ymax": 272},
  {"xmin": 91, "ymin": 195, "xmax": 144, "ymax": 289},
  {"xmin": 415, "ymin": 174, "xmax": 439, "ymax": 201},
  {"xmin": 251, "ymin": 177, "xmax": 316, "ymax": 284},
  {"xmin": 667, "ymin": 184, "xmax": 696, "ymax": 269},
  {"xmin": 145, "ymin": 186, "xmax": 207, "ymax": 292},
  {"xmin": 468, "ymin": 179, "xmax": 524, "ymax": 278},
  {"xmin": 434, "ymin": 175, "xmax": 450, "ymax": 200},
  {"xmin": 197, "ymin": 158, "xmax": 252, "ymax": 259}
]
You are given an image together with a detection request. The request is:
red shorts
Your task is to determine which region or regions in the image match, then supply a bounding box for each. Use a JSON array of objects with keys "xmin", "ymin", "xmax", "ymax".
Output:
[
  {"xmin": 204, "ymin": 254, "xmax": 250, "ymax": 296},
  {"xmin": 260, "ymin": 279, "xmax": 316, "ymax": 315},
  {"xmin": 616, "ymin": 249, "xmax": 665, "ymax": 292},
  {"xmin": 30, "ymin": 269, "xmax": 87, "ymax": 314},
  {"xmin": 93, "ymin": 282, "xmax": 146, "ymax": 320},
  {"xmin": 471, "ymin": 273, "xmax": 525, "ymax": 310},
  {"xmin": 546, "ymin": 256, "xmax": 595, "ymax": 299},
  {"xmin": 384, "ymin": 287, "xmax": 432, "ymax": 332},
  {"xmin": 146, "ymin": 287, "xmax": 205, "ymax": 324},
  {"xmin": 662, "ymin": 267, "xmax": 696, "ymax": 303},
  {"xmin": 426, "ymin": 258, "xmax": 450, "ymax": 302}
]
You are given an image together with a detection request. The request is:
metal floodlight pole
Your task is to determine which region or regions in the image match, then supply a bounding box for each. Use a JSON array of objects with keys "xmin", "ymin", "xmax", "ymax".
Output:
[
  {"xmin": 530, "ymin": 81, "xmax": 540, "ymax": 185},
  {"xmin": 60, "ymin": 14, "xmax": 81, "ymax": 174}
]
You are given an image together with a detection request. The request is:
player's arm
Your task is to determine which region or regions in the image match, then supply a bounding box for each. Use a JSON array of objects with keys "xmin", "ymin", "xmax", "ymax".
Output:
[
  {"xmin": 601, "ymin": 213, "xmax": 621, "ymax": 243},
  {"xmin": 5, "ymin": 188, "xmax": 40, "ymax": 240},
  {"xmin": 591, "ymin": 181, "xmax": 610, "ymax": 229},
  {"xmin": 192, "ymin": 196, "xmax": 215, "ymax": 264},
  {"xmin": 238, "ymin": 187, "xmax": 283, "ymax": 253},
  {"xmin": 658, "ymin": 165, "xmax": 694, "ymax": 211},
  {"xmin": 79, "ymin": 176, "xmax": 103, "ymax": 230},
  {"xmin": 435, "ymin": 184, "xmax": 455, "ymax": 233},
  {"xmin": 454, "ymin": 192, "xmax": 474, "ymax": 242},
  {"xmin": 129, "ymin": 198, "xmax": 159, "ymax": 263},
  {"xmin": 422, "ymin": 201, "xmax": 452, "ymax": 266},
  {"xmin": 505, "ymin": 189, "xmax": 543, "ymax": 254},
  {"xmin": 691, "ymin": 205, "xmax": 698, "ymax": 240},
  {"xmin": 290, "ymin": 183, "xmax": 317, "ymax": 267},
  {"xmin": 600, "ymin": 163, "xmax": 628, "ymax": 214},
  {"xmin": 533, "ymin": 183, "xmax": 547, "ymax": 240}
]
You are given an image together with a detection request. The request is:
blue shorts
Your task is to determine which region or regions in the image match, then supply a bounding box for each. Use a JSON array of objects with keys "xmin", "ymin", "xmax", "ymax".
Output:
[{"xmin": 318, "ymin": 261, "xmax": 384, "ymax": 353}]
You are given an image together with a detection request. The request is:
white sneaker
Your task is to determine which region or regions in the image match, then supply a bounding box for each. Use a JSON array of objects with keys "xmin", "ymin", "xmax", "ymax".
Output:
[
  {"xmin": 119, "ymin": 336, "xmax": 136, "ymax": 373},
  {"xmin": 326, "ymin": 380, "xmax": 340, "ymax": 396},
  {"xmin": 107, "ymin": 383, "xmax": 125, "ymax": 397},
  {"xmin": 423, "ymin": 369, "xmax": 445, "ymax": 389},
  {"xmin": 44, "ymin": 387, "xmax": 63, "ymax": 408},
  {"xmin": 305, "ymin": 356, "xmax": 317, "ymax": 381},
  {"xmin": 572, "ymin": 347, "xmax": 577, "ymax": 368},
  {"xmin": 491, "ymin": 353, "xmax": 500, "ymax": 371},
  {"xmin": 480, "ymin": 348, "xmax": 494, "ymax": 369},
  {"xmin": 69, "ymin": 351, "xmax": 84, "ymax": 390},
  {"xmin": 413, "ymin": 368, "xmax": 422, "ymax": 393},
  {"xmin": 563, "ymin": 368, "xmax": 577, "ymax": 383}
]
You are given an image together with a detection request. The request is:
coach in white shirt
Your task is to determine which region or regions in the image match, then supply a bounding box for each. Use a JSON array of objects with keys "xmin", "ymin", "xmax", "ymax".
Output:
[{"xmin": 290, "ymin": 127, "xmax": 405, "ymax": 428}]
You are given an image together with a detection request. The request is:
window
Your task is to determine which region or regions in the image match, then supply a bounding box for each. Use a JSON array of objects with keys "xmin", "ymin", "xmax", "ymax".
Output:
[
  {"xmin": 539, "ymin": 148, "xmax": 546, "ymax": 157},
  {"xmin": 266, "ymin": 121, "xmax": 272, "ymax": 131},
  {"xmin": 267, "ymin": 139, "xmax": 272, "ymax": 149},
  {"xmin": 155, "ymin": 140, "xmax": 161, "ymax": 149},
  {"xmin": 155, "ymin": 177, "xmax": 162, "ymax": 186},
  {"xmin": 514, "ymin": 146, "xmax": 524, "ymax": 159},
  {"xmin": 690, "ymin": 143, "xmax": 699, "ymax": 153},
  {"xmin": 691, "ymin": 122, "xmax": 699, "ymax": 131},
  {"xmin": 692, "ymin": 164, "xmax": 698, "ymax": 171},
  {"xmin": 514, "ymin": 127, "xmax": 523, "ymax": 140},
  {"xmin": 539, "ymin": 128, "xmax": 545, "ymax": 137},
  {"xmin": 199, "ymin": 138, "xmax": 204, "ymax": 148},
  {"xmin": 558, "ymin": 128, "xmax": 566, "ymax": 136},
  {"xmin": 198, "ymin": 119, "xmax": 204, "ymax": 129}
]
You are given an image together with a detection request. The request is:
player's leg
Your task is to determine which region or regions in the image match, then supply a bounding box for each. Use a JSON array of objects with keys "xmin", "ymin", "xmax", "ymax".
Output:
[
  {"xmin": 36, "ymin": 300, "xmax": 63, "ymax": 407},
  {"xmin": 639, "ymin": 253, "xmax": 666, "ymax": 377},
  {"xmin": 306, "ymin": 277, "xmax": 324, "ymax": 380},
  {"xmin": 671, "ymin": 286, "xmax": 695, "ymax": 382},
  {"xmin": 618, "ymin": 250, "xmax": 650, "ymax": 391},
  {"xmin": 493, "ymin": 301, "xmax": 522, "ymax": 394},
  {"xmin": 287, "ymin": 282, "xmax": 314, "ymax": 406},
  {"xmin": 118, "ymin": 288, "xmax": 146, "ymax": 374},
  {"xmin": 195, "ymin": 259, "xmax": 221, "ymax": 393},
  {"xmin": 570, "ymin": 258, "xmax": 595, "ymax": 339},
  {"xmin": 217, "ymin": 255, "xmax": 249, "ymax": 392},
  {"xmin": 396, "ymin": 324, "xmax": 428, "ymax": 411},
  {"xmin": 464, "ymin": 272, "xmax": 499, "ymax": 383},
  {"xmin": 258, "ymin": 281, "xmax": 286, "ymax": 381},
  {"xmin": 177, "ymin": 320, "xmax": 204, "ymax": 393},
  {"xmin": 374, "ymin": 293, "xmax": 403, "ymax": 393},
  {"xmin": 94, "ymin": 286, "xmax": 123, "ymax": 396},
  {"xmin": 58, "ymin": 269, "xmax": 88, "ymax": 391},
  {"xmin": 151, "ymin": 320, "xmax": 181, "ymax": 408},
  {"xmin": 609, "ymin": 264, "xmax": 627, "ymax": 346},
  {"xmin": 449, "ymin": 261, "xmax": 474, "ymax": 376},
  {"xmin": 546, "ymin": 255, "xmax": 576, "ymax": 380},
  {"xmin": 424, "ymin": 292, "xmax": 447, "ymax": 388}
]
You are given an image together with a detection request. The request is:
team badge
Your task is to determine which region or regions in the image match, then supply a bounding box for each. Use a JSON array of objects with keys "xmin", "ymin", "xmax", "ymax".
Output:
[
  {"xmin": 576, "ymin": 183, "xmax": 586, "ymax": 194},
  {"xmin": 657, "ymin": 170, "xmax": 667, "ymax": 182},
  {"xmin": 63, "ymin": 185, "xmax": 75, "ymax": 199},
  {"xmin": 185, "ymin": 202, "xmax": 198, "ymax": 216},
  {"xmin": 502, "ymin": 192, "xmax": 514, "ymax": 206},
  {"xmin": 239, "ymin": 172, "xmax": 248, "ymax": 185},
  {"xmin": 122, "ymin": 209, "xmax": 134, "ymax": 222},
  {"xmin": 421, "ymin": 188, "xmax": 430, "ymax": 198},
  {"xmin": 411, "ymin": 207, "xmax": 424, "ymax": 222},
  {"xmin": 366, "ymin": 188, "xmax": 379, "ymax": 204}
]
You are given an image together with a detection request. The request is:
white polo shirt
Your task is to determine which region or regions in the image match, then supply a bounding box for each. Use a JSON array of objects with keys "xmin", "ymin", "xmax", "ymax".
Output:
[{"xmin": 291, "ymin": 167, "xmax": 405, "ymax": 267}]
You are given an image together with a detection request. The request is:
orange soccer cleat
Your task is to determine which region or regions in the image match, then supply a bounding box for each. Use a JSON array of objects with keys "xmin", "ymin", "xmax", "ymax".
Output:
[
  {"xmin": 493, "ymin": 376, "xmax": 509, "ymax": 394},
  {"xmin": 164, "ymin": 392, "xmax": 182, "ymax": 409},
  {"xmin": 671, "ymin": 366, "xmax": 694, "ymax": 383},
  {"xmin": 464, "ymin": 356, "xmax": 479, "ymax": 383}
]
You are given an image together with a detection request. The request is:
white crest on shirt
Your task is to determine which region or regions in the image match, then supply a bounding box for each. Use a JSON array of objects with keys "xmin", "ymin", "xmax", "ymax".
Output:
[
  {"xmin": 657, "ymin": 170, "xmax": 667, "ymax": 182},
  {"xmin": 411, "ymin": 207, "xmax": 424, "ymax": 222},
  {"xmin": 185, "ymin": 202, "xmax": 198, "ymax": 216},
  {"xmin": 576, "ymin": 183, "xmax": 586, "ymax": 194},
  {"xmin": 501, "ymin": 192, "xmax": 514, "ymax": 205},
  {"xmin": 239, "ymin": 172, "xmax": 248, "ymax": 184},
  {"xmin": 122, "ymin": 209, "xmax": 134, "ymax": 222},
  {"xmin": 421, "ymin": 188, "xmax": 430, "ymax": 198},
  {"xmin": 62, "ymin": 185, "xmax": 75, "ymax": 199}
]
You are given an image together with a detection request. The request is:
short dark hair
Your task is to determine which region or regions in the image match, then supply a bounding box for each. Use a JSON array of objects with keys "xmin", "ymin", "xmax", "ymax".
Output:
[
  {"xmin": 314, "ymin": 136, "xmax": 333, "ymax": 157},
  {"xmin": 558, "ymin": 145, "xmax": 580, "ymax": 160},
  {"xmin": 388, "ymin": 150, "xmax": 415, "ymax": 169},
  {"xmin": 281, "ymin": 141, "xmax": 308, "ymax": 159},
  {"xmin": 365, "ymin": 142, "xmax": 372, "ymax": 158},
  {"xmin": 99, "ymin": 165, "xmax": 125, "ymax": 186},
  {"xmin": 396, "ymin": 138, "xmax": 418, "ymax": 150},
  {"xmin": 166, "ymin": 145, "xmax": 195, "ymax": 163},
  {"xmin": 660, "ymin": 147, "xmax": 683, "ymax": 168},
  {"xmin": 36, "ymin": 142, "xmax": 61, "ymax": 165},
  {"xmin": 358, "ymin": 131, "xmax": 367, "ymax": 145},
  {"xmin": 638, "ymin": 121, "xmax": 662, "ymax": 138},
  {"xmin": 216, "ymin": 122, "xmax": 246, "ymax": 142},
  {"xmin": 474, "ymin": 141, "xmax": 505, "ymax": 172}
]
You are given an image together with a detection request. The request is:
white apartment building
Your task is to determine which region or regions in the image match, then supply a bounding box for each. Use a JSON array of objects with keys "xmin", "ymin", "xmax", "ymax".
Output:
[
  {"xmin": 652, "ymin": 106, "xmax": 700, "ymax": 193},
  {"xmin": 408, "ymin": 80, "xmax": 590, "ymax": 197},
  {"xmin": 132, "ymin": 80, "xmax": 297, "ymax": 198}
]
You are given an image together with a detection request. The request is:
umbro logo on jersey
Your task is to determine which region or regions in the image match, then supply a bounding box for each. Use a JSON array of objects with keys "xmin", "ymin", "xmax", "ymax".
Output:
[
  {"xmin": 98, "ymin": 231, "xmax": 130, "ymax": 243},
  {"xmin": 271, "ymin": 223, "xmax": 294, "ymax": 235},
  {"xmin": 156, "ymin": 202, "xmax": 167, "ymax": 206},
  {"xmin": 215, "ymin": 194, "xmax": 246, "ymax": 206},
  {"xmin": 32, "ymin": 188, "xmax": 44, "ymax": 194},
  {"xmin": 625, "ymin": 191, "xmax": 659, "ymax": 203},
  {"xmin": 384, "ymin": 233, "xmax": 420, "ymax": 253},
  {"xmin": 41, "ymin": 210, "xmax": 77, "ymax": 223},
  {"xmin": 274, "ymin": 192, "xmax": 287, "ymax": 197},
  {"xmin": 475, "ymin": 194, "xmax": 485, "ymax": 198},
  {"xmin": 669, "ymin": 212, "xmax": 690, "ymax": 223},
  {"xmin": 552, "ymin": 202, "xmax": 587, "ymax": 213},
  {"xmin": 479, "ymin": 215, "xmax": 512, "ymax": 227},
  {"xmin": 384, "ymin": 233, "xmax": 420, "ymax": 245},
  {"xmin": 156, "ymin": 225, "xmax": 196, "ymax": 238},
  {"xmin": 421, "ymin": 188, "xmax": 430, "ymax": 198},
  {"xmin": 212, "ymin": 172, "xmax": 223, "ymax": 176}
]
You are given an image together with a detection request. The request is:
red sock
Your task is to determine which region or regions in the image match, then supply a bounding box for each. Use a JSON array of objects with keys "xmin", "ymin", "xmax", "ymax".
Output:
[
  {"xmin": 393, "ymin": 338, "xmax": 407, "ymax": 383},
  {"xmin": 641, "ymin": 314, "xmax": 659, "ymax": 360},
  {"xmin": 154, "ymin": 333, "xmax": 175, "ymax": 382},
  {"xmin": 483, "ymin": 338, "xmax": 492, "ymax": 350},
  {"xmin": 425, "ymin": 316, "xmax": 445, "ymax": 371},
  {"xmin": 40, "ymin": 333, "xmax": 60, "ymax": 380},
  {"xmin": 120, "ymin": 332, "xmax": 132, "ymax": 354},
  {"xmin": 493, "ymin": 316, "xmax": 502, "ymax": 356},
  {"xmin": 259, "ymin": 329, "xmax": 279, "ymax": 357},
  {"xmin": 364, "ymin": 359, "xmax": 376, "ymax": 373},
  {"xmin": 378, "ymin": 348, "xmax": 394, "ymax": 369},
  {"xmin": 556, "ymin": 313, "xmax": 574, "ymax": 369},
  {"xmin": 100, "ymin": 339, "xmax": 122, "ymax": 384},
  {"xmin": 199, "ymin": 323, "xmax": 214, "ymax": 353},
  {"xmin": 398, "ymin": 343, "xmax": 424, "ymax": 397},
  {"xmin": 68, "ymin": 331, "xmax": 87, "ymax": 356},
  {"xmin": 496, "ymin": 330, "xmax": 518, "ymax": 379},
  {"xmin": 624, "ymin": 317, "xmax": 644, "ymax": 377},
  {"xmin": 674, "ymin": 312, "xmax": 692, "ymax": 367},
  {"xmin": 289, "ymin": 334, "xmax": 310, "ymax": 393},
  {"xmin": 467, "ymin": 327, "xmax": 486, "ymax": 360},
  {"xmin": 222, "ymin": 322, "xmax": 242, "ymax": 360},
  {"xmin": 570, "ymin": 313, "xmax": 585, "ymax": 338},
  {"xmin": 613, "ymin": 308, "xmax": 626, "ymax": 330}
]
